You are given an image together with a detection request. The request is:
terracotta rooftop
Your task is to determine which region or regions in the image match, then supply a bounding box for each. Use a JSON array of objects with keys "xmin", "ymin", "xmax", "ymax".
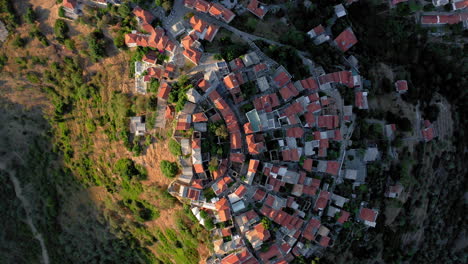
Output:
[{"xmin": 334, "ymin": 28, "xmax": 358, "ymax": 52}]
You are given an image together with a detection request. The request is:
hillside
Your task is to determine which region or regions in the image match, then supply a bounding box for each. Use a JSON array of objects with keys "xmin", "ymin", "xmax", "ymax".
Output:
[{"xmin": 0, "ymin": 1, "xmax": 211, "ymax": 263}]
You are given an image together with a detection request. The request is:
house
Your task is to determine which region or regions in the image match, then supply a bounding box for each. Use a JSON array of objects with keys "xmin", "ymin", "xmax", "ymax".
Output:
[
  {"xmin": 385, "ymin": 183, "xmax": 404, "ymax": 198},
  {"xmin": 133, "ymin": 6, "xmax": 154, "ymax": 25},
  {"xmin": 129, "ymin": 116, "xmax": 146, "ymax": 136},
  {"xmin": 242, "ymin": 52, "xmax": 260, "ymax": 67},
  {"xmin": 432, "ymin": 0, "xmax": 449, "ymax": 6},
  {"xmin": 183, "ymin": 47, "xmax": 203, "ymax": 65},
  {"xmin": 246, "ymin": 159, "xmax": 259, "ymax": 184},
  {"xmin": 385, "ymin": 124, "xmax": 396, "ymax": 138},
  {"xmin": 245, "ymin": 223, "xmax": 270, "ymax": 249},
  {"xmin": 395, "ymin": 80, "xmax": 408, "ymax": 93},
  {"xmin": 215, "ymin": 197, "xmax": 232, "ymax": 222},
  {"xmin": 363, "ymin": 147, "xmax": 379, "ymax": 162},
  {"xmin": 208, "ymin": 3, "xmax": 236, "ymax": 23},
  {"xmin": 359, "ymin": 207, "xmax": 378, "ymax": 227},
  {"xmin": 63, "ymin": 0, "xmax": 79, "ymax": 14},
  {"xmin": 422, "ymin": 120, "xmax": 435, "ymax": 142},
  {"xmin": 307, "ymin": 25, "xmax": 330, "ymax": 45},
  {"xmin": 220, "ymin": 248, "xmax": 256, "ymax": 264},
  {"xmin": 334, "ymin": 4, "xmax": 347, "ymax": 18},
  {"xmin": 334, "ymin": 28, "xmax": 358, "ymax": 52},
  {"xmin": 452, "ymin": 0, "xmax": 468, "ymax": 10},
  {"xmin": 91, "ymin": 0, "xmax": 108, "ymax": 5},
  {"xmin": 355, "ymin": 91, "xmax": 368, "ymax": 110},
  {"xmin": 247, "ymin": 0, "xmax": 268, "ymax": 19},
  {"xmin": 157, "ymin": 82, "xmax": 172, "ymax": 100}
]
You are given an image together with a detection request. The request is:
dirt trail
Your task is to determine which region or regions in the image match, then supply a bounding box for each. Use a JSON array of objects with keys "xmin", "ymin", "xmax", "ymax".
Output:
[{"xmin": 0, "ymin": 160, "xmax": 50, "ymax": 264}]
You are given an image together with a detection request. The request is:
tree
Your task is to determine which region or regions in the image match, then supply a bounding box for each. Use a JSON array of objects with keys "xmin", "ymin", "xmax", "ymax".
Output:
[
  {"xmin": 160, "ymin": 160, "xmax": 178, "ymax": 178},
  {"xmin": 24, "ymin": 6, "xmax": 36, "ymax": 24},
  {"xmin": 114, "ymin": 158, "xmax": 146, "ymax": 180},
  {"xmin": 54, "ymin": 19, "xmax": 69, "ymax": 42},
  {"xmin": 118, "ymin": 3, "xmax": 131, "ymax": 18},
  {"xmin": 12, "ymin": 35, "xmax": 25, "ymax": 48},
  {"xmin": 261, "ymin": 217, "xmax": 271, "ymax": 229},
  {"xmin": 58, "ymin": 6, "xmax": 65, "ymax": 18},
  {"xmin": 215, "ymin": 125, "xmax": 228, "ymax": 140},
  {"xmin": 87, "ymin": 31, "xmax": 106, "ymax": 62}
]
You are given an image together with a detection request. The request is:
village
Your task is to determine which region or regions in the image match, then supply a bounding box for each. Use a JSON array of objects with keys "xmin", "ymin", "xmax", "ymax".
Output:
[{"xmin": 59, "ymin": 0, "xmax": 459, "ymax": 263}]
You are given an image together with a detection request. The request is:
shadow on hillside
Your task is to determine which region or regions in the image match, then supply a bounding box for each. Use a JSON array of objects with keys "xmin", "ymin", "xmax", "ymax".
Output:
[{"xmin": 0, "ymin": 96, "xmax": 154, "ymax": 263}]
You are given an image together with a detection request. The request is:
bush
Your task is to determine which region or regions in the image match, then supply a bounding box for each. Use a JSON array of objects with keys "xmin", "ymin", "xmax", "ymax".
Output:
[
  {"xmin": 87, "ymin": 31, "xmax": 107, "ymax": 62},
  {"xmin": 54, "ymin": 19, "xmax": 69, "ymax": 42},
  {"xmin": 169, "ymin": 139, "xmax": 182, "ymax": 156},
  {"xmin": 160, "ymin": 160, "xmax": 178, "ymax": 178},
  {"xmin": 24, "ymin": 6, "xmax": 36, "ymax": 24},
  {"xmin": 58, "ymin": 6, "xmax": 65, "ymax": 18},
  {"xmin": 114, "ymin": 158, "xmax": 146, "ymax": 180},
  {"xmin": 12, "ymin": 35, "xmax": 25, "ymax": 48},
  {"xmin": 0, "ymin": 54, "xmax": 7, "ymax": 70}
]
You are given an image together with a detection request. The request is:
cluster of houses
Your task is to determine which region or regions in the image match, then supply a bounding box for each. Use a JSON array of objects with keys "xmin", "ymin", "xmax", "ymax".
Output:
[
  {"xmin": 61, "ymin": 0, "xmax": 121, "ymax": 18},
  {"xmin": 306, "ymin": 4, "xmax": 359, "ymax": 52},
  {"xmin": 156, "ymin": 25, "xmax": 392, "ymax": 262},
  {"xmin": 88, "ymin": 2, "xmax": 443, "ymax": 263}
]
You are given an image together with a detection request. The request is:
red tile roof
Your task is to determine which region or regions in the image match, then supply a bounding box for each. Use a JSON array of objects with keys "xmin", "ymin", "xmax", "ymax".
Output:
[
  {"xmin": 303, "ymin": 219, "xmax": 320, "ymax": 240},
  {"xmin": 133, "ymin": 7, "xmax": 154, "ymax": 25},
  {"xmin": 63, "ymin": 0, "xmax": 77, "ymax": 9},
  {"xmin": 205, "ymin": 24, "xmax": 220, "ymax": 42},
  {"xmin": 359, "ymin": 208, "xmax": 377, "ymax": 222},
  {"xmin": 253, "ymin": 93, "xmax": 280, "ymax": 112},
  {"xmin": 234, "ymin": 184, "xmax": 247, "ymax": 197},
  {"xmin": 334, "ymin": 28, "xmax": 358, "ymax": 52},
  {"xmin": 286, "ymin": 127, "xmax": 304, "ymax": 138},
  {"xmin": 338, "ymin": 210, "xmax": 350, "ymax": 224},
  {"xmin": 326, "ymin": 161, "xmax": 340, "ymax": 175},
  {"xmin": 184, "ymin": 0, "xmax": 196, "ymax": 8},
  {"xmin": 193, "ymin": 163, "xmax": 204, "ymax": 173},
  {"xmin": 314, "ymin": 190, "xmax": 330, "ymax": 211},
  {"xmin": 395, "ymin": 80, "xmax": 408, "ymax": 92},
  {"xmin": 183, "ymin": 47, "xmax": 202, "ymax": 65},
  {"xmin": 198, "ymin": 79, "xmax": 211, "ymax": 91},
  {"xmin": 307, "ymin": 101, "xmax": 321, "ymax": 113},
  {"xmin": 279, "ymin": 83, "xmax": 299, "ymax": 101},
  {"xmin": 224, "ymin": 73, "xmax": 240, "ymax": 89},
  {"xmin": 253, "ymin": 63, "xmax": 267, "ymax": 73},
  {"xmin": 313, "ymin": 25, "xmax": 325, "ymax": 35},
  {"xmin": 231, "ymin": 132, "xmax": 242, "ymax": 149},
  {"xmin": 317, "ymin": 115, "xmax": 339, "ymax": 129},
  {"xmin": 248, "ymin": 159, "xmax": 259, "ymax": 173},
  {"xmin": 421, "ymin": 15, "xmax": 438, "ymax": 24},
  {"xmin": 252, "ymin": 188, "xmax": 266, "ymax": 201},
  {"xmin": 247, "ymin": 0, "xmax": 267, "ymax": 19},
  {"xmin": 422, "ymin": 126, "xmax": 434, "ymax": 142},
  {"xmin": 187, "ymin": 188, "xmax": 201, "ymax": 200},
  {"xmin": 259, "ymin": 245, "xmax": 282, "ymax": 263},
  {"xmin": 230, "ymin": 153, "xmax": 245, "ymax": 163},
  {"xmin": 192, "ymin": 138, "xmax": 201, "ymax": 149},
  {"xmin": 194, "ymin": 0, "xmax": 210, "ymax": 12},
  {"xmin": 230, "ymin": 58, "xmax": 245, "ymax": 72},
  {"xmin": 300, "ymin": 77, "xmax": 319, "ymax": 91},
  {"xmin": 157, "ymin": 82, "xmax": 172, "ymax": 100},
  {"xmin": 208, "ymin": 3, "xmax": 224, "ymax": 17},
  {"xmin": 243, "ymin": 122, "xmax": 254, "ymax": 134},
  {"xmin": 192, "ymin": 112, "xmax": 208, "ymax": 122},
  {"xmin": 319, "ymin": 236, "xmax": 331, "ymax": 247},
  {"xmin": 190, "ymin": 16, "xmax": 208, "ymax": 33},
  {"xmin": 303, "ymin": 158, "xmax": 313, "ymax": 172},
  {"xmin": 274, "ymin": 71, "xmax": 291, "ymax": 87}
]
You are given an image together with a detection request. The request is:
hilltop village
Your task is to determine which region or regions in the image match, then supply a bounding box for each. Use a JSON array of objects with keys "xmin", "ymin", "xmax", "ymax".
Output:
[{"xmin": 58, "ymin": 0, "xmax": 456, "ymax": 263}]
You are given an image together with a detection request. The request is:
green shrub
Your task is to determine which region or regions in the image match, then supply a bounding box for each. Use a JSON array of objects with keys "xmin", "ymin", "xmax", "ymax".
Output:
[
  {"xmin": 12, "ymin": 35, "xmax": 25, "ymax": 48},
  {"xmin": 168, "ymin": 139, "xmax": 182, "ymax": 156},
  {"xmin": 54, "ymin": 19, "xmax": 69, "ymax": 42},
  {"xmin": 160, "ymin": 160, "xmax": 178, "ymax": 178},
  {"xmin": 114, "ymin": 158, "xmax": 146, "ymax": 180},
  {"xmin": 87, "ymin": 31, "xmax": 106, "ymax": 62},
  {"xmin": 24, "ymin": 6, "xmax": 36, "ymax": 24}
]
